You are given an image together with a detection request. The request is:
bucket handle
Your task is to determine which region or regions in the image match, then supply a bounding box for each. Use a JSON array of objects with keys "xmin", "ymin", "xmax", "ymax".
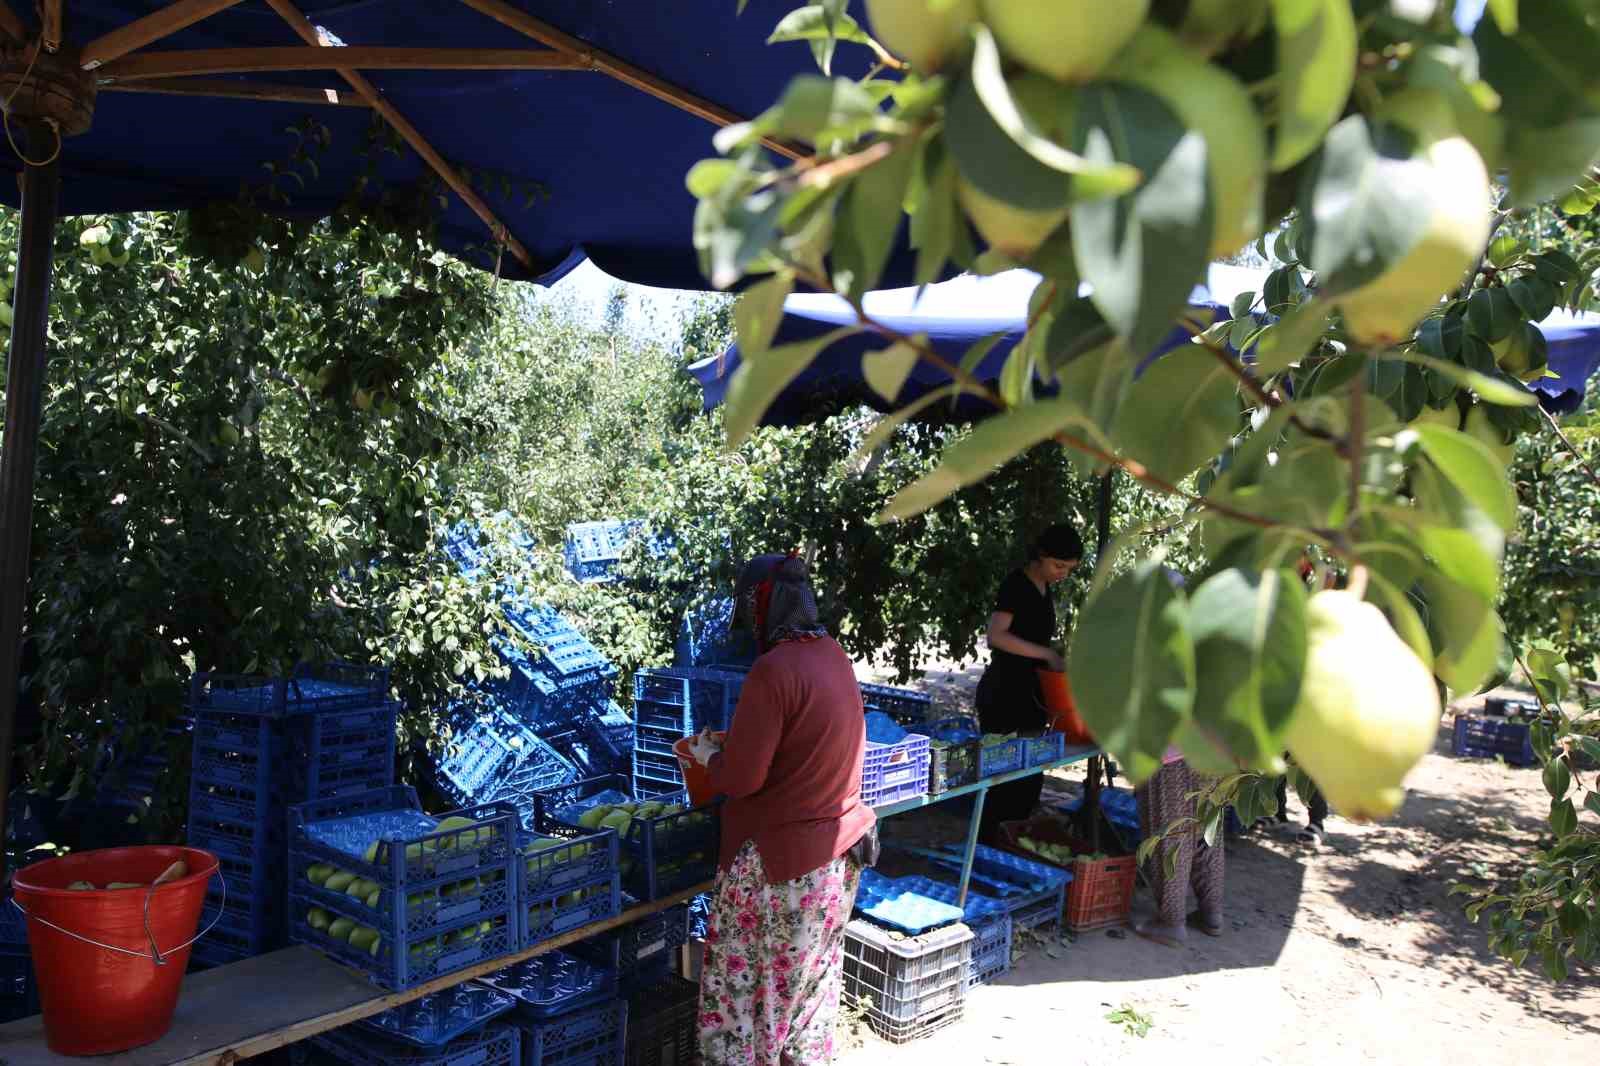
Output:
[{"xmin": 11, "ymin": 871, "xmax": 225, "ymax": 967}]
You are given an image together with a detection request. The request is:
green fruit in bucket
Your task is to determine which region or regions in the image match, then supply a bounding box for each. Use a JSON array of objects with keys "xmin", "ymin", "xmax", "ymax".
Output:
[
  {"xmin": 66, "ymin": 881, "xmax": 95, "ymax": 891},
  {"xmin": 327, "ymin": 917, "xmax": 357, "ymax": 942},
  {"xmin": 306, "ymin": 864, "xmax": 334, "ymax": 885},
  {"xmin": 324, "ymin": 871, "xmax": 356, "ymax": 894},
  {"xmin": 105, "ymin": 882, "xmax": 144, "ymax": 889},
  {"xmin": 307, "ymin": 908, "xmax": 332, "ymax": 931}
]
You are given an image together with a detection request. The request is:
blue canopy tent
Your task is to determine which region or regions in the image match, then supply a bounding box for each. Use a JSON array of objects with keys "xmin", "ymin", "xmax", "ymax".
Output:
[
  {"xmin": 0, "ymin": 0, "xmax": 901, "ymax": 828},
  {"xmin": 691, "ymin": 264, "xmax": 1600, "ymax": 424}
]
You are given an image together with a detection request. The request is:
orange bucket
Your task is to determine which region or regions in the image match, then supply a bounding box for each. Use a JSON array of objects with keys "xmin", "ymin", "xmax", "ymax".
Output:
[
  {"xmin": 673, "ymin": 731, "xmax": 725, "ymax": 806},
  {"xmin": 12, "ymin": 845, "xmax": 218, "ymax": 1055},
  {"xmin": 1037, "ymin": 669, "xmax": 1095, "ymax": 745}
]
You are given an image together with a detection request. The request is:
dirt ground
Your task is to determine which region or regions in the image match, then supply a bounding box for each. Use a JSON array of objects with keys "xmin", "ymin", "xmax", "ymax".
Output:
[{"xmin": 835, "ymin": 662, "xmax": 1599, "ymax": 1066}]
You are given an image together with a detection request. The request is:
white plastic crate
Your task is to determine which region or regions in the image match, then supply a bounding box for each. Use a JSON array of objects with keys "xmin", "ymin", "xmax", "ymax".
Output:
[{"xmin": 842, "ymin": 920, "xmax": 971, "ymax": 1045}]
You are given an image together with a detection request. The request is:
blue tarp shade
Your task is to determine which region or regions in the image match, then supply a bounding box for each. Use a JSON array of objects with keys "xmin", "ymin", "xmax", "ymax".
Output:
[
  {"xmin": 691, "ymin": 267, "xmax": 1600, "ymax": 424},
  {"xmin": 0, "ymin": 1, "xmax": 899, "ymax": 290},
  {"xmin": 688, "ymin": 270, "xmax": 1232, "ymax": 425}
]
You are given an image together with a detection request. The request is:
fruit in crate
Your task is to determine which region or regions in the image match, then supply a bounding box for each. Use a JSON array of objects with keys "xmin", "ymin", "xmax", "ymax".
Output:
[
  {"xmin": 307, "ymin": 907, "xmax": 332, "ymax": 931},
  {"xmin": 324, "ymin": 870, "xmax": 356, "ymax": 894},
  {"xmin": 327, "ymin": 917, "xmax": 357, "ymax": 942},
  {"xmin": 348, "ymin": 926, "xmax": 380, "ymax": 956},
  {"xmin": 600, "ymin": 809, "xmax": 634, "ymax": 836},
  {"xmin": 1016, "ymin": 836, "xmax": 1075, "ymax": 866},
  {"xmin": 1284, "ymin": 590, "xmax": 1441, "ymax": 820},
  {"xmin": 409, "ymin": 937, "xmax": 439, "ymax": 960},
  {"xmin": 347, "ymin": 877, "xmax": 379, "ymax": 900},
  {"xmin": 434, "ymin": 815, "xmax": 487, "ymax": 848},
  {"xmin": 578, "ymin": 805, "xmax": 611, "ymax": 830},
  {"xmin": 306, "ymin": 863, "xmax": 334, "ymax": 885}
]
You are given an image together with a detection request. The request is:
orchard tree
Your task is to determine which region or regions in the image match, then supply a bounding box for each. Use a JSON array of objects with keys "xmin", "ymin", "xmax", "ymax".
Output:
[{"xmin": 690, "ymin": 1, "xmax": 1600, "ymax": 840}]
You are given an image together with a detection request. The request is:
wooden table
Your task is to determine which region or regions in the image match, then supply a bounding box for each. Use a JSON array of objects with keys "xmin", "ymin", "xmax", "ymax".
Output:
[{"xmin": 0, "ymin": 747, "xmax": 1099, "ymax": 1065}]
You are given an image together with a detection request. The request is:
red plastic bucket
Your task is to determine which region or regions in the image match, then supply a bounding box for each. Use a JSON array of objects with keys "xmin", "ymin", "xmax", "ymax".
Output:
[
  {"xmin": 12, "ymin": 846, "xmax": 218, "ymax": 1055},
  {"xmin": 673, "ymin": 732, "xmax": 726, "ymax": 807},
  {"xmin": 1037, "ymin": 669, "xmax": 1095, "ymax": 745}
]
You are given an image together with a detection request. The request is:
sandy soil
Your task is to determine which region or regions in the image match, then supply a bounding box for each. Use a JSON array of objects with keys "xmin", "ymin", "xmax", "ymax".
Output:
[{"xmin": 834, "ymin": 663, "xmax": 1599, "ymax": 1066}]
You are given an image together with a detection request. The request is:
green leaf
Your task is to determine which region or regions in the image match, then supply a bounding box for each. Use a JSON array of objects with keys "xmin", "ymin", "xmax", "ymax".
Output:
[
  {"xmin": 966, "ymin": 26, "xmax": 1140, "ymax": 196},
  {"xmin": 1544, "ymin": 757, "xmax": 1572, "ymax": 800},
  {"xmin": 1230, "ymin": 292, "xmax": 1257, "ymax": 319},
  {"xmin": 847, "ymin": 384, "xmax": 972, "ymax": 466},
  {"xmin": 1385, "ymin": 350, "xmax": 1533, "ymax": 408},
  {"xmin": 1042, "ymin": 295, "xmax": 1113, "ymax": 373},
  {"xmin": 767, "ymin": 5, "xmax": 870, "ymax": 46},
  {"xmin": 879, "ymin": 397, "xmax": 1100, "ymax": 520},
  {"xmin": 1114, "ymin": 345, "xmax": 1239, "ymax": 483},
  {"xmin": 1055, "ymin": 341, "xmax": 1135, "ymax": 468},
  {"xmin": 724, "ymin": 326, "xmax": 855, "ymax": 448},
  {"xmin": 1504, "ymin": 118, "xmax": 1600, "ymax": 208},
  {"xmin": 734, "ymin": 273, "xmax": 795, "ymax": 356},
  {"xmin": 833, "ymin": 141, "xmax": 917, "ymax": 301},
  {"xmin": 1487, "ymin": 0, "xmax": 1517, "ymax": 33},
  {"xmin": 862, "ymin": 339, "xmax": 921, "ymax": 404},
  {"xmin": 1303, "ymin": 115, "xmax": 1434, "ymax": 297},
  {"xmin": 1466, "ymin": 288, "xmax": 1518, "ymax": 344},
  {"xmin": 1364, "ymin": 566, "xmax": 1436, "ymax": 670},
  {"xmin": 1550, "ymin": 797, "xmax": 1577, "ymax": 837},
  {"xmin": 1585, "ymin": 792, "xmax": 1600, "ymax": 818},
  {"xmin": 1417, "ymin": 569, "xmax": 1503, "ymax": 693},
  {"xmin": 1175, "ymin": 568, "xmax": 1307, "ymax": 774},
  {"xmin": 1269, "ymin": 0, "xmax": 1358, "ymax": 171},
  {"xmin": 1411, "ymin": 423, "xmax": 1519, "ymax": 530},
  {"xmin": 1069, "ymin": 561, "xmax": 1196, "ymax": 782},
  {"xmin": 998, "ymin": 331, "xmax": 1038, "ymax": 406},
  {"xmin": 959, "ymin": 329, "xmax": 1010, "ymax": 377},
  {"xmin": 1072, "ymin": 83, "xmax": 1215, "ymax": 358},
  {"xmin": 1417, "ymin": 312, "xmax": 1464, "ymax": 360},
  {"xmin": 908, "ymin": 137, "xmax": 968, "ymax": 285},
  {"xmin": 1253, "ymin": 303, "xmax": 1331, "ymax": 375}
]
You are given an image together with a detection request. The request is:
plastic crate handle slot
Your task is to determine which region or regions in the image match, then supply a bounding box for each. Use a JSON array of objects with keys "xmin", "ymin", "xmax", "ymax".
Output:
[
  {"xmin": 884, "ymin": 749, "xmax": 910, "ymax": 767},
  {"xmin": 11, "ymin": 871, "xmax": 225, "ymax": 967}
]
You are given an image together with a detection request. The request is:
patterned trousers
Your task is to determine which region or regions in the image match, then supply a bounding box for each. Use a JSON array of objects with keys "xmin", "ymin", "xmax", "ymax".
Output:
[
  {"xmin": 698, "ymin": 841, "xmax": 860, "ymax": 1066},
  {"xmin": 1136, "ymin": 759, "xmax": 1225, "ymax": 928}
]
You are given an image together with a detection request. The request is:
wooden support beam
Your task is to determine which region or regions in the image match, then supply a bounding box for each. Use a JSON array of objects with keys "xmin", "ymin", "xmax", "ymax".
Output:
[
  {"xmin": 457, "ymin": 0, "xmax": 804, "ymax": 161},
  {"xmin": 80, "ymin": 0, "xmax": 247, "ymax": 70},
  {"xmin": 98, "ymin": 45, "xmax": 586, "ymax": 81},
  {"xmin": 262, "ymin": 0, "xmax": 535, "ymax": 271},
  {"xmin": 101, "ymin": 76, "xmax": 370, "ymax": 107},
  {"xmin": 40, "ymin": 0, "xmax": 60, "ymax": 52},
  {"xmin": 0, "ymin": 2, "xmax": 26, "ymax": 44}
]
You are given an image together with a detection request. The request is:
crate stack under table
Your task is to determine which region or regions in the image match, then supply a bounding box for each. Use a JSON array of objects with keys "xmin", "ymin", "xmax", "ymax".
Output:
[{"xmin": 186, "ymin": 664, "xmax": 398, "ymax": 969}]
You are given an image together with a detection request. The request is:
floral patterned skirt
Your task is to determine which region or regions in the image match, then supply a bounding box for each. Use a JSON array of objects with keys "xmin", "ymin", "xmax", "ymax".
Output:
[{"xmin": 698, "ymin": 840, "xmax": 860, "ymax": 1066}]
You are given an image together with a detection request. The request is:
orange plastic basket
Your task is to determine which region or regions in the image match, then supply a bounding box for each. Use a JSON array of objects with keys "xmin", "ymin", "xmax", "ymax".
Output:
[{"xmin": 998, "ymin": 816, "xmax": 1135, "ymax": 932}]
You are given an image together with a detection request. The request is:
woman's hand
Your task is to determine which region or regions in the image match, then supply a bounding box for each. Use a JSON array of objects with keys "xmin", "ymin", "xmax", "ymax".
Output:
[
  {"xmin": 1043, "ymin": 650, "xmax": 1066, "ymax": 673},
  {"xmin": 688, "ymin": 729, "xmax": 721, "ymax": 767}
]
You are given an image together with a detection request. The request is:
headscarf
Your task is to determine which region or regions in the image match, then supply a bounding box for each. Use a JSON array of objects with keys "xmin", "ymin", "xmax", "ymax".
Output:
[{"xmin": 733, "ymin": 551, "xmax": 827, "ymax": 652}]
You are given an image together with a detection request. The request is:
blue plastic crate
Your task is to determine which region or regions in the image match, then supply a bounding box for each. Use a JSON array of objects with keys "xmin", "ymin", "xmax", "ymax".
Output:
[
  {"xmin": 630, "ymin": 724, "xmax": 682, "ymax": 759},
  {"xmin": 310, "ymin": 1020, "xmax": 520, "ymax": 1066},
  {"xmin": 1009, "ymin": 883, "xmax": 1066, "ymax": 932},
  {"xmin": 629, "ymin": 748, "xmax": 682, "ymax": 787},
  {"xmin": 482, "ymin": 951, "xmax": 617, "ymax": 1020},
  {"xmin": 438, "ymin": 712, "xmax": 578, "ymax": 817},
  {"xmin": 889, "ymin": 875, "xmax": 1010, "ymax": 924},
  {"xmin": 862, "ymin": 733, "xmax": 931, "ymax": 807},
  {"xmin": 1024, "ymin": 732, "xmax": 1066, "ymax": 768},
  {"xmin": 189, "ymin": 662, "xmax": 391, "ymax": 717},
  {"xmin": 687, "ymin": 893, "xmax": 712, "ymax": 941},
  {"xmin": 631, "ymin": 776, "xmax": 684, "ymax": 802},
  {"xmin": 978, "ymin": 737, "xmax": 1027, "ymax": 778},
  {"xmin": 1452, "ymin": 715, "xmax": 1537, "ymax": 766},
  {"xmin": 359, "ymin": 984, "xmax": 519, "ymax": 1048},
  {"xmin": 288, "ymin": 787, "xmax": 521, "ymax": 990},
  {"xmin": 511, "ymin": 997, "xmax": 627, "ymax": 1066},
  {"xmin": 570, "ymin": 902, "xmax": 687, "ymax": 991},
  {"xmin": 967, "ymin": 913, "xmax": 1012, "ymax": 987},
  {"xmin": 521, "ymin": 831, "xmax": 621, "ymax": 901},
  {"xmin": 519, "ymin": 861, "xmax": 621, "ymax": 950},
  {"xmin": 859, "ymin": 683, "xmax": 932, "ymax": 726},
  {"xmin": 854, "ymin": 870, "xmax": 964, "ymax": 934},
  {"xmin": 534, "ymin": 776, "xmax": 718, "ymax": 902},
  {"xmin": 593, "ymin": 705, "xmax": 632, "ymax": 745}
]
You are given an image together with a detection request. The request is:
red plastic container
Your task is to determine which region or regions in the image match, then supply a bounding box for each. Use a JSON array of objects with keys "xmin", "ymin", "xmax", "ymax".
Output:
[
  {"xmin": 12, "ymin": 846, "xmax": 217, "ymax": 1055},
  {"xmin": 672, "ymin": 732, "xmax": 725, "ymax": 806}
]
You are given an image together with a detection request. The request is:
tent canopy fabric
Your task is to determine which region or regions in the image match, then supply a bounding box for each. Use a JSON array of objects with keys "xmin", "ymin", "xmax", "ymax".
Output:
[
  {"xmin": 689, "ymin": 264, "xmax": 1600, "ymax": 423},
  {"xmin": 0, "ymin": 1, "xmax": 894, "ymax": 290}
]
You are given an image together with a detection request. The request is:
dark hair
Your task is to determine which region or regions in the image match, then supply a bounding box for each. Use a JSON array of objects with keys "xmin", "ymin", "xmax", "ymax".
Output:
[{"xmin": 1031, "ymin": 522, "xmax": 1084, "ymax": 563}]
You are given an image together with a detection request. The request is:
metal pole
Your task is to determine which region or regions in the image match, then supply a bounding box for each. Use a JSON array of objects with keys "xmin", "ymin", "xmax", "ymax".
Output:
[
  {"xmin": 0, "ymin": 120, "xmax": 62, "ymax": 851},
  {"xmin": 1094, "ymin": 469, "xmax": 1114, "ymax": 560}
]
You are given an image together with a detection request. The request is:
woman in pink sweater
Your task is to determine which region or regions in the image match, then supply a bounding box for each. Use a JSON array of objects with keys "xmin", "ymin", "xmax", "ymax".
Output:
[{"xmin": 689, "ymin": 553, "xmax": 875, "ymax": 1066}]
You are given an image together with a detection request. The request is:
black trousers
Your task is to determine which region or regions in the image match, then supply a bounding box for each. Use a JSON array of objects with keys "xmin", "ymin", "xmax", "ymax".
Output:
[
  {"xmin": 1275, "ymin": 773, "xmax": 1328, "ymax": 826},
  {"xmin": 975, "ymin": 665, "xmax": 1047, "ymax": 841}
]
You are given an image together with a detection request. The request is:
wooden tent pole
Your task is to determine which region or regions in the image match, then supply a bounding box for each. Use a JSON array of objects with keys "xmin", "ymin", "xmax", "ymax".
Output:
[
  {"xmin": 0, "ymin": 121, "xmax": 62, "ymax": 852},
  {"xmin": 263, "ymin": 0, "xmax": 535, "ymax": 271},
  {"xmin": 79, "ymin": 0, "xmax": 246, "ymax": 70},
  {"xmin": 97, "ymin": 45, "xmax": 586, "ymax": 80},
  {"xmin": 40, "ymin": 0, "xmax": 60, "ymax": 52},
  {"xmin": 456, "ymin": 0, "xmax": 803, "ymax": 161},
  {"xmin": 101, "ymin": 77, "xmax": 370, "ymax": 107}
]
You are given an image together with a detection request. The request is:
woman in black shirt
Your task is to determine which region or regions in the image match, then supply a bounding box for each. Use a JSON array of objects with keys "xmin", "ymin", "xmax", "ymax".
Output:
[{"xmin": 976, "ymin": 523, "xmax": 1084, "ymax": 842}]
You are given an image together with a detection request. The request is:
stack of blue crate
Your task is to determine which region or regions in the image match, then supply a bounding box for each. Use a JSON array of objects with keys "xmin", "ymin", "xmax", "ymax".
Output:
[
  {"xmin": 673, "ymin": 597, "xmax": 757, "ymax": 670},
  {"xmin": 0, "ymin": 890, "xmax": 36, "ymax": 1023},
  {"xmin": 629, "ymin": 668, "xmax": 747, "ymax": 798},
  {"xmin": 91, "ymin": 716, "xmax": 194, "ymax": 829},
  {"xmin": 497, "ymin": 605, "xmax": 619, "ymax": 731},
  {"xmin": 186, "ymin": 663, "xmax": 398, "ymax": 969},
  {"xmin": 436, "ymin": 704, "xmax": 578, "ymax": 830}
]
